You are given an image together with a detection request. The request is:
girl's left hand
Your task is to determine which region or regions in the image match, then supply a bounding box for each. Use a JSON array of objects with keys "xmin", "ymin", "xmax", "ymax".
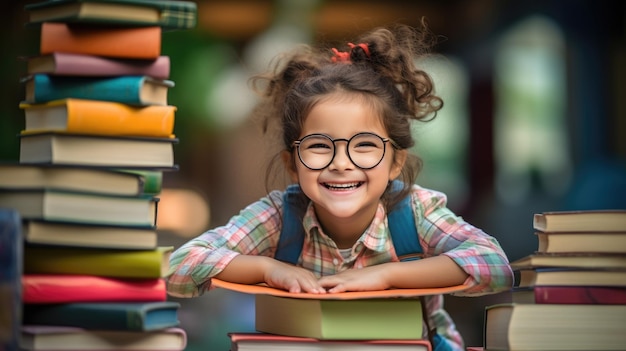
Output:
[{"xmin": 317, "ymin": 263, "xmax": 391, "ymax": 293}]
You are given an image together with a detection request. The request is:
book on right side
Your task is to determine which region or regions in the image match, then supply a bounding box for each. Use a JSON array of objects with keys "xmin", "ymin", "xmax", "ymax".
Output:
[
  {"xmin": 229, "ymin": 332, "xmax": 432, "ymax": 351},
  {"xmin": 23, "ymin": 75, "xmax": 174, "ymax": 106},
  {"xmin": 25, "ymin": 53, "xmax": 171, "ymax": 79},
  {"xmin": 20, "ymin": 99, "xmax": 176, "ymax": 137},
  {"xmin": 22, "ymin": 301, "xmax": 180, "ymax": 331},
  {"xmin": 484, "ymin": 303, "xmax": 626, "ymax": 350},
  {"xmin": 20, "ymin": 326, "xmax": 187, "ymax": 351},
  {"xmin": 533, "ymin": 209, "xmax": 626, "ymax": 232},
  {"xmin": 39, "ymin": 22, "xmax": 162, "ymax": 59},
  {"xmin": 19, "ymin": 132, "xmax": 178, "ymax": 169},
  {"xmin": 511, "ymin": 285, "xmax": 626, "ymax": 304}
]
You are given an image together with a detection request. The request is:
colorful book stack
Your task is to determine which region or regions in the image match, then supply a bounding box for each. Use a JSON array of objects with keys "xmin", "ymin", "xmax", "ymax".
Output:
[
  {"xmin": 482, "ymin": 210, "xmax": 626, "ymax": 351},
  {"xmin": 213, "ymin": 279, "xmax": 471, "ymax": 351},
  {"xmin": 1, "ymin": 1, "xmax": 198, "ymax": 350}
]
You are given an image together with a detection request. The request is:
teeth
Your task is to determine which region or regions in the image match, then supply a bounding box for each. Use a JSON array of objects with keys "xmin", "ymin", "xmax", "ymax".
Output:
[{"xmin": 324, "ymin": 182, "xmax": 362, "ymax": 190}]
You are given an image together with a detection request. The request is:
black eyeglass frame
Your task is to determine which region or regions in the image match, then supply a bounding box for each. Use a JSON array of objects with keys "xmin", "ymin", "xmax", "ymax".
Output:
[{"xmin": 292, "ymin": 132, "xmax": 400, "ymax": 170}]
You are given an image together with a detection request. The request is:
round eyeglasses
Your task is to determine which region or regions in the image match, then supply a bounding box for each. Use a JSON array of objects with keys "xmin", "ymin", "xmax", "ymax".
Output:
[{"xmin": 292, "ymin": 132, "xmax": 399, "ymax": 170}]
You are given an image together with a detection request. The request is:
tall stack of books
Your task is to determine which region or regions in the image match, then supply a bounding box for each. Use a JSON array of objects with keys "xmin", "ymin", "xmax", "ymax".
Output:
[
  {"xmin": 213, "ymin": 279, "xmax": 471, "ymax": 351},
  {"xmin": 0, "ymin": 1, "xmax": 197, "ymax": 350},
  {"xmin": 482, "ymin": 210, "xmax": 626, "ymax": 351}
]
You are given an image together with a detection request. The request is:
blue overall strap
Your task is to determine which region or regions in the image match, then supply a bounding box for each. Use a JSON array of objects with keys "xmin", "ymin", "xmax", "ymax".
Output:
[
  {"xmin": 274, "ymin": 184, "xmax": 306, "ymax": 264},
  {"xmin": 275, "ymin": 180, "xmax": 422, "ymax": 264}
]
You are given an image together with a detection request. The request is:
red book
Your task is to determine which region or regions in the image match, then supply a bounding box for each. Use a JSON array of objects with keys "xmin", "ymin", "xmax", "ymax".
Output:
[
  {"xmin": 26, "ymin": 53, "xmax": 170, "ymax": 79},
  {"xmin": 22, "ymin": 274, "xmax": 166, "ymax": 304},
  {"xmin": 229, "ymin": 332, "xmax": 432, "ymax": 351},
  {"xmin": 512, "ymin": 285, "xmax": 626, "ymax": 304},
  {"xmin": 40, "ymin": 22, "xmax": 161, "ymax": 59}
]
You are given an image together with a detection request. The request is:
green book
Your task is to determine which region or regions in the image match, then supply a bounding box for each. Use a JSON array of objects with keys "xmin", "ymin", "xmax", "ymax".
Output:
[
  {"xmin": 25, "ymin": 0, "xmax": 197, "ymax": 30},
  {"xmin": 24, "ymin": 246, "xmax": 173, "ymax": 279},
  {"xmin": 255, "ymin": 294, "xmax": 424, "ymax": 340},
  {"xmin": 23, "ymin": 301, "xmax": 180, "ymax": 331}
]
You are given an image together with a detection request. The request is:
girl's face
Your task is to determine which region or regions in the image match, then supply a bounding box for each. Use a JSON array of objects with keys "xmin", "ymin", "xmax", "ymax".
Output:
[{"xmin": 287, "ymin": 96, "xmax": 406, "ymax": 238}]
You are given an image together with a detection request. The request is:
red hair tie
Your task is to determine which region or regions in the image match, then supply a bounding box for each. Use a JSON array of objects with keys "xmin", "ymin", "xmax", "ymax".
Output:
[
  {"xmin": 331, "ymin": 42, "xmax": 370, "ymax": 63},
  {"xmin": 348, "ymin": 42, "xmax": 370, "ymax": 57}
]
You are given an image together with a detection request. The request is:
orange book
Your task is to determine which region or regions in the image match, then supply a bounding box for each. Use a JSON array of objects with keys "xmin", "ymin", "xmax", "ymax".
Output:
[
  {"xmin": 20, "ymin": 98, "xmax": 176, "ymax": 138},
  {"xmin": 39, "ymin": 22, "xmax": 161, "ymax": 59}
]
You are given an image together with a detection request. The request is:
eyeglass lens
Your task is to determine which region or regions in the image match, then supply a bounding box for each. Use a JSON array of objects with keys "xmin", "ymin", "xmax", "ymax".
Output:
[{"xmin": 296, "ymin": 133, "xmax": 387, "ymax": 170}]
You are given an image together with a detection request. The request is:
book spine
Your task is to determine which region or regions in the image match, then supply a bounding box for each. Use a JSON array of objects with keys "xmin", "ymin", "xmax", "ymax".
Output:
[
  {"xmin": 119, "ymin": 169, "xmax": 163, "ymax": 195},
  {"xmin": 534, "ymin": 286, "xmax": 626, "ymax": 304},
  {"xmin": 22, "ymin": 275, "xmax": 167, "ymax": 304},
  {"xmin": 40, "ymin": 23, "xmax": 161, "ymax": 59},
  {"xmin": 34, "ymin": 53, "xmax": 171, "ymax": 79},
  {"xmin": 23, "ymin": 246, "xmax": 172, "ymax": 279},
  {"xmin": 0, "ymin": 209, "xmax": 22, "ymax": 351},
  {"xmin": 29, "ymin": 75, "xmax": 152, "ymax": 105},
  {"xmin": 22, "ymin": 99, "xmax": 176, "ymax": 138}
]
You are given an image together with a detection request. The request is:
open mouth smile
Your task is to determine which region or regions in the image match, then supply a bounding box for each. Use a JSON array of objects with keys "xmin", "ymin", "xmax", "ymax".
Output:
[{"xmin": 322, "ymin": 182, "xmax": 364, "ymax": 190}]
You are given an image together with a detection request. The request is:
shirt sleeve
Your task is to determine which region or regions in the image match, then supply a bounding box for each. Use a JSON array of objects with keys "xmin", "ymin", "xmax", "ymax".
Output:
[
  {"xmin": 412, "ymin": 185, "xmax": 514, "ymax": 296},
  {"xmin": 166, "ymin": 191, "xmax": 284, "ymax": 297}
]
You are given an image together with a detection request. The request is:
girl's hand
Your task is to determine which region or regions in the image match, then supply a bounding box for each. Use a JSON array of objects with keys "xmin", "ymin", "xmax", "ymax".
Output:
[
  {"xmin": 317, "ymin": 264, "xmax": 391, "ymax": 293},
  {"xmin": 264, "ymin": 260, "xmax": 327, "ymax": 294}
]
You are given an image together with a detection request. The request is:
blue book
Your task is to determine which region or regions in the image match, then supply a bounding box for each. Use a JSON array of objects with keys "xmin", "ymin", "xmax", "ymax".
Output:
[
  {"xmin": 23, "ymin": 301, "xmax": 180, "ymax": 331},
  {"xmin": 0, "ymin": 208, "xmax": 22, "ymax": 351},
  {"xmin": 24, "ymin": 74, "xmax": 174, "ymax": 106}
]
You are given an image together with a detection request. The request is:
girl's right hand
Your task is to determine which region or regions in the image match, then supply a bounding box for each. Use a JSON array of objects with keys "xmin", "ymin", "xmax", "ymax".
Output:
[{"xmin": 264, "ymin": 260, "xmax": 327, "ymax": 294}]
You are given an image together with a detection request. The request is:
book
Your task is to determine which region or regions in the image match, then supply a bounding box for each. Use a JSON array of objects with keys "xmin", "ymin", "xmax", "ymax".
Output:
[
  {"xmin": 24, "ymin": 75, "xmax": 174, "ymax": 106},
  {"xmin": 20, "ymin": 325, "xmax": 187, "ymax": 351},
  {"xmin": 23, "ymin": 246, "xmax": 173, "ymax": 278},
  {"xmin": 229, "ymin": 332, "xmax": 433, "ymax": 351},
  {"xmin": 25, "ymin": 53, "xmax": 170, "ymax": 79},
  {"xmin": 510, "ymin": 253, "xmax": 626, "ymax": 270},
  {"xmin": 0, "ymin": 163, "xmax": 147, "ymax": 197},
  {"xmin": 20, "ymin": 99, "xmax": 176, "ymax": 137},
  {"xmin": 484, "ymin": 303, "xmax": 626, "ymax": 350},
  {"xmin": 515, "ymin": 268, "xmax": 626, "ymax": 288},
  {"xmin": 19, "ymin": 132, "xmax": 178, "ymax": 169},
  {"xmin": 39, "ymin": 22, "xmax": 161, "ymax": 59},
  {"xmin": 511, "ymin": 285, "xmax": 626, "ymax": 304},
  {"xmin": 120, "ymin": 169, "xmax": 162, "ymax": 195},
  {"xmin": 25, "ymin": 0, "xmax": 197, "ymax": 30},
  {"xmin": 22, "ymin": 274, "xmax": 166, "ymax": 304},
  {"xmin": 0, "ymin": 189, "xmax": 158, "ymax": 227},
  {"xmin": 24, "ymin": 220, "xmax": 158, "ymax": 250},
  {"xmin": 256, "ymin": 294, "xmax": 424, "ymax": 340},
  {"xmin": 0, "ymin": 208, "xmax": 22, "ymax": 351},
  {"xmin": 535, "ymin": 231, "xmax": 626, "ymax": 253},
  {"xmin": 23, "ymin": 301, "xmax": 180, "ymax": 331},
  {"xmin": 533, "ymin": 210, "xmax": 626, "ymax": 232}
]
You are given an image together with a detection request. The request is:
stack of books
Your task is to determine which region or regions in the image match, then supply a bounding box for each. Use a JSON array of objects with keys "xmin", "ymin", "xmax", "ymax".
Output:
[
  {"xmin": 482, "ymin": 210, "xmax": 626, "ymax": 351},
  {"xmin": 0, "ymin": 1, "xmax": 197, "ymax": 350},
  {"xmin": 212, "ymin": 279, "xmax": 472, "ymax": 351}
]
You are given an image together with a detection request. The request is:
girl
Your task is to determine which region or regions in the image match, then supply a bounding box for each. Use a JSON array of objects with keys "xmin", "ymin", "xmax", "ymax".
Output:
[{"xmin": 167, "ymin": 24, "xmax": 513, "ymax": 351}]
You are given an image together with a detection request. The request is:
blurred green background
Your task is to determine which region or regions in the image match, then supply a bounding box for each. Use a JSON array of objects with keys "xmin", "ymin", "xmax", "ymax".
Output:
[{"xmin": 3, "ymin": 1, "xmax": 626, "ymax": 350}]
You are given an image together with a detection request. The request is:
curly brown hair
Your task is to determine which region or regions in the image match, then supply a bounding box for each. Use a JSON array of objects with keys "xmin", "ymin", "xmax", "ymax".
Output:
[{"xmin": 251, "ymin": 22, "xmax": 443, "ymax": 209}]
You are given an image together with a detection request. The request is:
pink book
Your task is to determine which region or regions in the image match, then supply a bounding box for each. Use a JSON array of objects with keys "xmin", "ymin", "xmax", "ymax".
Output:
[
  {"xmin": 25, "ymin": 52, "xmax": 170, "ymax": 79},
  {"xmin": 22, "ymin": 274, "xmax": 166, "ymax": 304}
]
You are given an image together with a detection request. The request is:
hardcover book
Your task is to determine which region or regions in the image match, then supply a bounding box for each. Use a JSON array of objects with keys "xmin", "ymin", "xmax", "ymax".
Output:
[
  {"xmin": 22, "ymin": 274, "xmax": 167, "ymax": 304},
  {"xmin": 19, "ymin": 132, "xmax": 178, "ymax": 169},
  {"xmin": 39, "ymin": 22, "xmax": 161, "ymax": 59},
  {"xmin": 533, "ymin": 210, "xmax": 626, "ymax": 232},
  {"xmin": 25, "ymin": 0, "xmax": 197, "ymax": 30},
  {"xmin": 484, "ymin": 303, "xmax": 626, "ymax": 350},
  {"xmin": 20, "ymin": 325, "xmax": 187, "ymax": 351},
  {"xmin": 26, "ymin": 53, "xmax": 170, "ymax": 79},
  {"xmin": 23, "ymin": 301, "xmax": 180, "ymax": 331},
  {"xmin": 514, "ymin": 268, "xmax": 626, "ymax": 288},
  {"xmin": 510, "ymin": 253, "xmax": 626, "ymax": 270},
  {"xmin": 535, "ymin": 231, "xmax": 626, "ymax": 254},
  {"xmin": 0, "ymin": 163, "xmax": 147, "ymax": 197},
  {"xmin": 0, "ymin": 188, "xmax": 158, "ymax": 227},
  {"xmin": 24, "ymin": 220, "xmax": 158, "ymax": 250},
  {"xmin": 24, "ymin": 75, "xmax": 174, "ymax": 106},
  {"xmin": 0, "ymin": 208, "xmax": 22, "ymax": 351},
  {"xmin": 229, "ymin": 332, "xmax": 432, "ymax": 351},
  {"xmin": 23, "ymin": 246, "xmax": 173, "ymax": 279},
  {"xmin": 511, "ymin": 285, "xmax": 626, "ymax": 304}
]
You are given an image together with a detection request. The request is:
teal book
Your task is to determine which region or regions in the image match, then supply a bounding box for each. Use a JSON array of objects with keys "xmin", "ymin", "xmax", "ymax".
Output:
[
  {"xmin": 25, "ymin": 0, "xmax": 197, "ymax": 30},
  {"xmin": 23, "ymin": 301, "xmax": 180, "ymax": 331},
  {"xmin": 24, "ymin": 74, "xmax": 174, "ymax": 106},
  {"xmin": 0, "ymin": 208, "xmax": 22, "ymax": 351}
]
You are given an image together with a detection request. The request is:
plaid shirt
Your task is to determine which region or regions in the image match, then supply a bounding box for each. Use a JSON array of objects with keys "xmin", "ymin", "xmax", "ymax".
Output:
[{"xmin": 167, "ymin": 184, "xmax": 513, "ymax": 350}]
